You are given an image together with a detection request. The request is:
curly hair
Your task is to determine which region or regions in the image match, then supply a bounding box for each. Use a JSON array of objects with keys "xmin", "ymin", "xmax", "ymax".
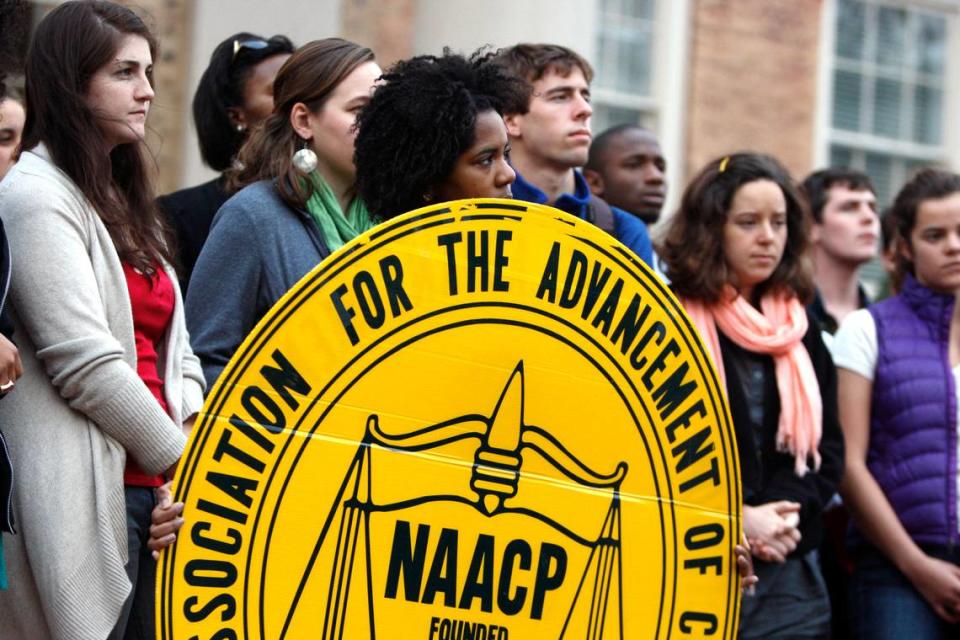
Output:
[
  {"xmin": 658, "ymin": 152, "xmax": 814, "ymax": 304},
  {"xmin": 354, "ymin": 50, "xmax": 529, "ymax": 220}
]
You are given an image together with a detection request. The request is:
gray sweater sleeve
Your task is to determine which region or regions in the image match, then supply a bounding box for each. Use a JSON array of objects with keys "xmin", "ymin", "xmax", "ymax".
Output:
[
  {"xmin": 180, "ymin": 332, "xmax": 207, "ymax": 417},
  {"xmin": 165, "ymin": 262, "xmax": 207, "ymax": 420},
  {"xmin": 186, "ymin": 202, "xmax": 263, "ymax": 390},
  {"xmin": 1, "ymin": 177, "xmax": 185, "ymax": 476}
]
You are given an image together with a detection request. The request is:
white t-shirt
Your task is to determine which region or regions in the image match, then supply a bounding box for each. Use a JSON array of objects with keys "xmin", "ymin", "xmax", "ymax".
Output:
[
  {"xmin": 833, "ymin": 308, "xmax": 960, "ymax": 531},
  {"xmin": 831, "ymin": 309, "xmax": 877, "ymax": 379}
]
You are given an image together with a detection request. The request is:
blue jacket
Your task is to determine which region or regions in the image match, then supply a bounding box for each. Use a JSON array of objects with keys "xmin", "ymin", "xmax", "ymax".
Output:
[
  {"xmin": 511, "ymin": 170, "xmax": 655, "ymax": 267},
  {"xmin": 186, "ymin": 180, "xmax": 331, "ymax": 388},
  {"xmin": 866, "ymin": 273, "xmax": 957, "ymax": 548}
]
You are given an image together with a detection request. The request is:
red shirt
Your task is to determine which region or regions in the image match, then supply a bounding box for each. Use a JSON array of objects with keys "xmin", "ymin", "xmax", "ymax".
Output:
[{"xmin": 122, "ymin": 262, "xmax": 175, "ymax": 487}]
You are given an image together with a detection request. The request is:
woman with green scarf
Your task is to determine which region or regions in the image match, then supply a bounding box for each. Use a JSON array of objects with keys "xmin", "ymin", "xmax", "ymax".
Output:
[{"xmin": 186, "ymin": 38, "xmax": 381, "ymax": 389}]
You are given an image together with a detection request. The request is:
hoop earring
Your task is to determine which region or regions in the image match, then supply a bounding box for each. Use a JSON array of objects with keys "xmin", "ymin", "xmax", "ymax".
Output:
[{"xmin": 292, "ymin": 140, "xmax": 318, "ymax": 174}]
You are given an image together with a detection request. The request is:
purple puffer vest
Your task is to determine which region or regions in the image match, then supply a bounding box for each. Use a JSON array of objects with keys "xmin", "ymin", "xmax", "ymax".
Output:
[{"xmin": 867, "ymin": 274, "xmax": 957, "ymax": 547}]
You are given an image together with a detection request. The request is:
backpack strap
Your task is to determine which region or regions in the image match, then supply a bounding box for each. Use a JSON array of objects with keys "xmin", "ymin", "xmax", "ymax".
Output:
[{"xmin": 586, "ymin": 196, "xmax": 616, "ymax": 235}]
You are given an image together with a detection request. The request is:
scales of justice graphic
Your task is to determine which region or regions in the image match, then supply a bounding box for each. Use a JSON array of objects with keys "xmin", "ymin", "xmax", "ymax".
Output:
[
  {"xmin": 159, "ymin": 201, "xmax": 742, "ymax": 640},
  {"xmin": 285, "ymin": 360, "xmax": 630, "ymax": 639}
]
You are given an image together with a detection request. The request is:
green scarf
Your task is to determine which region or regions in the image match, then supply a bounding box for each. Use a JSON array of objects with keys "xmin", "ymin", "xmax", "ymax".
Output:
[{"xmin": 303, "ymin": 172, "xmax": 378, "ymax": 252}]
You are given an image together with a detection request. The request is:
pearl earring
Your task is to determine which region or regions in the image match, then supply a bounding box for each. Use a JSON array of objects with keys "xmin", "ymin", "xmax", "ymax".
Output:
[{"xmin": 292, "ymin": 146, "xmax": 318, "ymax": 174}]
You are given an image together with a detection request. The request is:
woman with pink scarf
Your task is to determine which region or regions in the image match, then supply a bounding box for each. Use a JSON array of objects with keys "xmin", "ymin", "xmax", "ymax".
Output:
[{"xmin": 659, "ymin": 153, "xmax": 844, "ymax": 639}]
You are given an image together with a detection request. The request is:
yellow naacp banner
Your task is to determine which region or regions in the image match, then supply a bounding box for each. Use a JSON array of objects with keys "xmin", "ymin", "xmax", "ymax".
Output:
[{"xmin": 157, "ymin": 199, "xmax": 741, "ymax": 639}]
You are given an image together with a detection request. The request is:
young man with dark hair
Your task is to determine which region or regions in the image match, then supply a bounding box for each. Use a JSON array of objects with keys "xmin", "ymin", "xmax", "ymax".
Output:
[
  {"xmin": 801, "ymin": 168, "xmax": 879, "ymax": 339},
  {"xmin": 801, "ymin": 167, "xmax": 878, "ymax": 640},
  {"xmin": 584, "ymin": 124, "xmax": 666, "ymax": 225},
  {"xmin": 493, "ymin": 44, "xmax": 654, "ymax": 266}
]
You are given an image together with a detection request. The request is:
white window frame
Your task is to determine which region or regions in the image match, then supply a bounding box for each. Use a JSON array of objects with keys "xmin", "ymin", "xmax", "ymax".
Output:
[
  {"xmin": 816, "ymin": 0, "xmax": 960, "ymax": 293},
  {"xmin": 592, "ymin": 0, "xmax": 659, "ymax": 126},
  {"xmin": 816, "ymin": 0, "xmax": 960, "ymax": 178},
  {"xmin": 588, "ymin": 0, "xmax": 692, "ymax": 229}
]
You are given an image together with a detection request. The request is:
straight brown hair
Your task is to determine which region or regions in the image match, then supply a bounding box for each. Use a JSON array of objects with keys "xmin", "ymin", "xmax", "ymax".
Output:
[
  {"xmin": 890, "ymin": 168, "xmax": 960, "ymax": 280},
  {"xmin": 492, "ymin": 43, "xmax": 593, "ymax": 115},
  {"xmin": 21, "ymin": 0, "xmax": 172, "ymax": 273},
  {"xmin": 227, "ymin": 38, "xmax": 374, "ymax": 210}
]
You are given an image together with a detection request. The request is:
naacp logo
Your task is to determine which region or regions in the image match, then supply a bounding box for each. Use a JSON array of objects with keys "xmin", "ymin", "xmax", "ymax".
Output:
[
  {"xmin": 327, "ymin": 362, "xmax": 627, "ymax": 636},
  {"xmin": 158, "ymin": 199, "xmax": 741, "ymax": 639}
]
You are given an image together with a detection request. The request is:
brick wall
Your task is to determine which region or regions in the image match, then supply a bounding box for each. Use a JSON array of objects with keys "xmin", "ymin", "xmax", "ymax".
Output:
[
  {"xmin": 341, "ymin": 0, "xmax": 416, "ymax": 68},
  {"xmin": 684, "ymin": 0, "xmax": 823, "ymax": 180}
]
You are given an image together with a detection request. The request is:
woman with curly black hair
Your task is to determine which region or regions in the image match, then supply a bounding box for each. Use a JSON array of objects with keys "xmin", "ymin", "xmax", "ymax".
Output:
[
  {"xmin": 151, "ymin": 48, "xmax": 528, "ymax": 567},
  {"xmin": 354, "ymin": 50, "xmax": 529, "ymax": 219}
]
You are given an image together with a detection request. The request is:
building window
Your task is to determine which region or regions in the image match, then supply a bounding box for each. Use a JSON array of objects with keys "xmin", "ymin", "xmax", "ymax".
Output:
[
  {"xmin": 592, "ymin": 0, "xmax": 658, "ymax": 132},
  {"xmin": 829, "ymin": 0, "xmax": 951, "ymax": 206}
]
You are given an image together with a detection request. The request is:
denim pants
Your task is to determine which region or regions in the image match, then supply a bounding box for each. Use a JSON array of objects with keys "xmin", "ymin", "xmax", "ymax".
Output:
[
  {"xmin": 739, "ymin": 550, "xmax": 831, "ymax": 639},
  {"xmin": 109, "ymin": 486, "xmax": 158, "ymax": 640},
  {"xmin": 849, "ymin": 545, "xmax": 960, "ymax": 640}
]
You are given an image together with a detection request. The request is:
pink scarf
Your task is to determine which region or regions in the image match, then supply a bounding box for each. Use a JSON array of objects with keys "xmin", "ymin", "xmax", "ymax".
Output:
[{"xmin": 681, "ymin": 287, "xmax": 822, "ymax": 475}]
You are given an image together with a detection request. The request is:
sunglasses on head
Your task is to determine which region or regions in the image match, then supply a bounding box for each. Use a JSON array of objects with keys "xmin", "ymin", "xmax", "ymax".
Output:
[{"xmin": 232, "ymin": 38, "xmax": 271, "ymax": 62}]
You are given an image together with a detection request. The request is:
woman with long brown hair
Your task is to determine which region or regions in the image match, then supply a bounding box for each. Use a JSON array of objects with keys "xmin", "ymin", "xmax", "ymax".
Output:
[
  {"xmin": 186, "ymin": 38, "xmax": 381, "ymax": 389},
  {"xmin": 0, "ymin": 2, "xmax": 204, "ymax": 638}
]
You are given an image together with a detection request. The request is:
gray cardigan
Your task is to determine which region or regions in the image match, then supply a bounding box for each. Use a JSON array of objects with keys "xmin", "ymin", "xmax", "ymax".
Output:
[
  {"xmin": 0, "ymin": 147, "xmax": 205, "ymax": 639},
  {"xmin": 186, "ymin": 179, "xmax": 330, "ymax": 389}
]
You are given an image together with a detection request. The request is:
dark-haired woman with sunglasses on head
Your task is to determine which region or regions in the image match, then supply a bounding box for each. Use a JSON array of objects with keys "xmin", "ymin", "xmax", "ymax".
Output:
[{"xmin": 157, "ymin": 32, "xmax": 293, "ymax": 293}]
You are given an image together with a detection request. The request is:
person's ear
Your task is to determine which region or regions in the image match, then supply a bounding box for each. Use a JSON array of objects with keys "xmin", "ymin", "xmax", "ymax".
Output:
[
  {"xmin": 583, "ymin": 168, "xmax": 604, "ymax": 196},
  {"xmin": 810, "ymin": 222, "xmax": 822, "ymax": 244},
  {"xmin": 503, "ymin": 113, "xmax": 523, "ymax": 139},
  {"xmin": 226, "ymin": 107, "xmax": 248, "ymax": 133},
  {"xmin": 898, "ymin": 236, "xmax": 914, "ymax": 264},
  {"xmin": 289, "ymin": 102, "xmax": 314, "ymax": 141},
  {"xmin": 881, "ymin": 242, "xmax": 899, "ymax": 276}
]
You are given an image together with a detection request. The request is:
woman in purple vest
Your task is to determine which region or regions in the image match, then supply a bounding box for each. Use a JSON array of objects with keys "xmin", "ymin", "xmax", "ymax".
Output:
[
  {"xmin": 659, "ymin": 153, "xmax": 844, "ymax": 638},
  {"xmin": 836, "ymin": 169, "xmax": 960, "ymax": 638}
]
